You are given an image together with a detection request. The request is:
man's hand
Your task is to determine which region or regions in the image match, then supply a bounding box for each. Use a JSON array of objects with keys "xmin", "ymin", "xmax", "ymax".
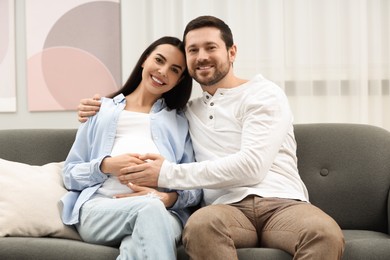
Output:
[
  {"xmin": 113, "ymin": 183, "xmax": 178, "ymax": 208},
  {"xmin": 78, "ymin": 94, "xmax": 102, "ymax": 123},
  {"xmin": 118, "ymin": 153, "xmax": 165, "ymax": 187},
  {"xmin": 101, "ymin": 153, "xmax": 145, "ymax": 176}
]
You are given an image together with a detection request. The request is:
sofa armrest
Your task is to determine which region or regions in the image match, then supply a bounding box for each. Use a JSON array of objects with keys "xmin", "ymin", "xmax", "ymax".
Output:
[{"xmin": 388, "ymin": 190, "xmax": 390, "ymax": 235}]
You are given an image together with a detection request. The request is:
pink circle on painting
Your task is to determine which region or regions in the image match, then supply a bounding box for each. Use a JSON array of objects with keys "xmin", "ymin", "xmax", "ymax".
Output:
[
  {"xmin": 33, "ymin": 47, "xmax": 117, "ymax": 110},
  {"xmin": 28, "ymin": 52, "xmax": 61, "ymax": 111},
  {"xmin": 43, "ymin": 1, "xmax": 121, "ymax": 87}
]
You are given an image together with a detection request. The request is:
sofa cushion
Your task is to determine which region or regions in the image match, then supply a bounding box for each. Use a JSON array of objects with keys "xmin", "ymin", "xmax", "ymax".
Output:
[
  {"xmin": 0, "ymin": 159, "xmax": 80, "ymax": 240},
  {"xmin": 342, "ymin": 230, "xmax": 390, "ymax": 260},
  {"xmin": 0, "ymin": 237, "xmax": 119, "ymax": 260}
]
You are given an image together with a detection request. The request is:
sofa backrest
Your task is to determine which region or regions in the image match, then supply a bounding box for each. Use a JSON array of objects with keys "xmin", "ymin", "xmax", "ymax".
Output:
[
  {"xmin": 294, "ymin": 123, "xmax": 390, "ymax": 234},
  {"xmin": 0, "ymin": 129, "xmax": 77, "ymax": 165},
  {"xmin": 1, "ymin": 124, "xmax": 389, "ymax": 233}
]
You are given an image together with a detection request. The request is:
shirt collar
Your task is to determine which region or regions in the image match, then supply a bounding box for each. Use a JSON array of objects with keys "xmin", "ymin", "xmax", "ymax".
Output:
[
  {"xmin": 201, "ymin": 89, "xmax": 228, "ymax": 104},
  {"xmin": 151, "ymin": 98, "xmax": 166, "ymax": 112},
  {"xmin": 112, "ymin": 93, "xmax": 126, "ymax": 104}
]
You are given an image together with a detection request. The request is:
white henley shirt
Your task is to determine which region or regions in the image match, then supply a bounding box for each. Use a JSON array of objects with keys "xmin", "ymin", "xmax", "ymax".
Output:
[{"xmin": 159, "ymin": 74, "xmax": 309, "ymax": 206}]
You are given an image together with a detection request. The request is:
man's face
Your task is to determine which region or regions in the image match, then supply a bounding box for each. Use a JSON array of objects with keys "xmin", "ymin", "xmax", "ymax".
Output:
[{"xmin": 184, "ymin": 27, "xmax": 233, "ymax": 87}]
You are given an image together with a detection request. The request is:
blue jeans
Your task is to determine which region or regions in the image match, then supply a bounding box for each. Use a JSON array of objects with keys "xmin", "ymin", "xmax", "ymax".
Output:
[{"xmin": 76, "ymin": 194, "xmax": 182, "ymax": 260}]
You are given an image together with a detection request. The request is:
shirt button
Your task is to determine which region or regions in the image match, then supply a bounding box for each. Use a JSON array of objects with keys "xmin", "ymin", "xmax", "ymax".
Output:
[
  {"xmin": 209, "ymin": 115, "xmax": 213, "ymax": 120},
  {"xmin": 206, "ymin": 95, "xmax": 210, "ymax": 99},
  {"xmin": 210, "ymin": 102, "xmax": 214, "ymax": 106}
]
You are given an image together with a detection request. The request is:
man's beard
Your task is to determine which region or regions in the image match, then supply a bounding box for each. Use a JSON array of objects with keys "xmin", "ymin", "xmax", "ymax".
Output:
[{"xmin": 191, "ymin": 58, "xmax": 230, "ymax": 87}]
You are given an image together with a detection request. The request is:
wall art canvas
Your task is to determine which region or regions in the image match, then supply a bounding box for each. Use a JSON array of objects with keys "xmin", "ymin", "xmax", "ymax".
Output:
[
  {"xmin": 0, "ymin": 0, "xmax": 16, "ymax": 112},
  {"xmin": 26, "ymin": 0, "xmax": 121, "ymax": 111}
]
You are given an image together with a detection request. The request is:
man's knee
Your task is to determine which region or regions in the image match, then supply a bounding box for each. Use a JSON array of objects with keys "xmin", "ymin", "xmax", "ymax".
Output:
[
  {"xmin": 184, "ymin": 206, "xmax": 218, "ymax": 234},
  {"xmin": 318, "ymin": 222, "xmax": 344, "ymax": 250},
  {"xmin": 301, "ymin": 217, "xmax": 345, "ymax": 257},
  {"xmin": 183, "ymin": 205, "xmax": 229, "ymax": 244}
]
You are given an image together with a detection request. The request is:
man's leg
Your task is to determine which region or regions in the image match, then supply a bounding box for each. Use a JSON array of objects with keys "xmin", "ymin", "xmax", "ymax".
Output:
[
  {"xmin": 251, "ymin": 197, "xmax": 345, "ymax": 260},
  {"xmin": 182, "ymin": 203, "xmax": 258, "ymax": 260}
]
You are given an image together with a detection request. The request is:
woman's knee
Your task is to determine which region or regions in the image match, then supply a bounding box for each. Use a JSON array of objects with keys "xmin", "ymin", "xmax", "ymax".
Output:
[{"xmin": 135, "ymin": 197, "xmax": 167, "ymax": 217}]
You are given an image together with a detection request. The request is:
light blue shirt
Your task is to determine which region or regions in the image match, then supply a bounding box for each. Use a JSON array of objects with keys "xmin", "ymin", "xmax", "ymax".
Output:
[{"xmin": 61, "ymin": 94, "xmax": 202, "ymax": 226}]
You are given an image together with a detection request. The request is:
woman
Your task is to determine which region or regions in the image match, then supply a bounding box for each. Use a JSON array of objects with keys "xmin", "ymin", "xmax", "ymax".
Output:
[{"xmin": 61, "ymin": 36, "xmax": 202, "ymax": 260}]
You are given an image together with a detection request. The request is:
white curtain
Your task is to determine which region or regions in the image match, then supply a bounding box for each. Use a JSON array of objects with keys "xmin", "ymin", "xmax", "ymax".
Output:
[{"xmin": 121, "ymin": 0, "xmax": 390, "ymax": 130}]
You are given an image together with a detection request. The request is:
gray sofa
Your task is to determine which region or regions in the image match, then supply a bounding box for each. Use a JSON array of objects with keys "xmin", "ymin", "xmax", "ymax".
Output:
[{"xmin": 0, "ymin": 123, "xmax": 389, "ymax": 260}]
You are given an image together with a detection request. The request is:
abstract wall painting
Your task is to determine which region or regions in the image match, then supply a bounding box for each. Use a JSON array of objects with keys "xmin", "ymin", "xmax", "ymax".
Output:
[
  {"xmin": 0, "ymin": 0, "xmax": 16, "ymax": 112},
  {"xmin": 26, "ymin": 0, "xmax": 121, "ymax": 111}
]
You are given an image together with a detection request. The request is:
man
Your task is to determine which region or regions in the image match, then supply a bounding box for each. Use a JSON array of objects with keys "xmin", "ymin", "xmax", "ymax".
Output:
[{"xmin": 79, "ymin": 15, "xmax": 344, "ymax": 260}]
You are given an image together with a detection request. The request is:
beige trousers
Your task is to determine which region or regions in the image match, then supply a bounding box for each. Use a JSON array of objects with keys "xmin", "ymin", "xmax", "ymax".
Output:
[{"xmin": 182, "ymin": 196, "xmax": 345, "ymax": 260}]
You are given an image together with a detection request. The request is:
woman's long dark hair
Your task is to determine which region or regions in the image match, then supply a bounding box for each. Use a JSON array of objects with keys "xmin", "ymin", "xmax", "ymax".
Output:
[{"xmin": 109, "ymin": 36, "xmax": 192, "ymax": 110}]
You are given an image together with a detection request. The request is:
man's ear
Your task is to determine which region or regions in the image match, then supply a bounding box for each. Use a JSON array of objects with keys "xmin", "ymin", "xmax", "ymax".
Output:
[{"xmin": 228, "ymin": 44, "xmax": 237, "ymax": 63}]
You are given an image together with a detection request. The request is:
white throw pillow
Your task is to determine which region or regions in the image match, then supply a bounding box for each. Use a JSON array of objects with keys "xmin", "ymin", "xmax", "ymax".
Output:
[{"xmin": 0, "ymin": 159, "xmax": 81, "ymax": 240}]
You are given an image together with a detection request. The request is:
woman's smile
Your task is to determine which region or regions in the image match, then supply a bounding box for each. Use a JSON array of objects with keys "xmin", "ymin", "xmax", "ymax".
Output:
[{"xmin": 151, "ymin": 75, "xmax": 166, "ymax": 86}]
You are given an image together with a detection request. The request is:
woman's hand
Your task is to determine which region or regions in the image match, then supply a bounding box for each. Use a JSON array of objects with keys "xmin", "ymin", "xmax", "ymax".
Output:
[
  {"xmin": 114, "ymin": 183, "xmax": 178, "ymax": 208},
  {"xmin": 100, "ymin": 154, "xmax": 145, "ymax": 177},
  {"xmin": 118, "ymin": 153, "xmax": 164, "ymax": 187}
]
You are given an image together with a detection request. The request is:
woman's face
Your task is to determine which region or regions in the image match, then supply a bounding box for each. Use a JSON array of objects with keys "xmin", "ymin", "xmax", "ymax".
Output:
[{"xmin": 141, "ymin": 44, "xmax": 186, "ymax": 96}]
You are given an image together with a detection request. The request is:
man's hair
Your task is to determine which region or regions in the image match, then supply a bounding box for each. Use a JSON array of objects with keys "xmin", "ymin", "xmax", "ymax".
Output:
[{"xmin": 183, "ymin": 15, "xmax": 234, "ymax": 49}]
